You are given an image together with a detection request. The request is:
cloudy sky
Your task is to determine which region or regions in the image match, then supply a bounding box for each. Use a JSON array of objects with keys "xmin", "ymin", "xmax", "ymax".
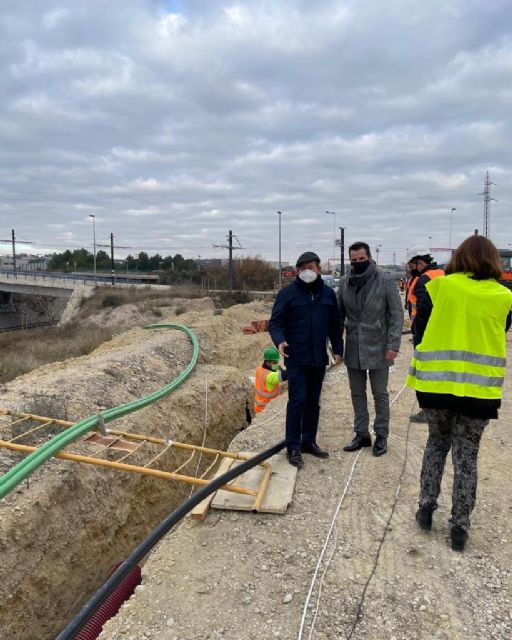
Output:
[{"xmin": 1, "ymin": 0, "xmax": 511, "ymax": 265}]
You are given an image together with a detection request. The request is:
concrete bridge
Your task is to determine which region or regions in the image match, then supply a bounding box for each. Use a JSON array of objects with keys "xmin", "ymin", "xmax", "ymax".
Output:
[
  {"xmin": 0, "ymin": 273, "xmax": 95, "ymax": 329},
  {"xmin": 0, "ymin": 273, "xmax": 77, "ymax": 298}
]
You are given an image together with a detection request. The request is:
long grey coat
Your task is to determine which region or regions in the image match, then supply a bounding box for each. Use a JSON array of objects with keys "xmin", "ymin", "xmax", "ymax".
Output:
[{"xmin": 337, "ymin": 268, "xmax": 404, "ymax": 370}]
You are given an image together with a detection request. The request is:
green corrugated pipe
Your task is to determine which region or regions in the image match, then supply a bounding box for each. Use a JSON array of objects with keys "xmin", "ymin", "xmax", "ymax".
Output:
[{"xmin": 0, "ymin": 323, "xmax": 199, "ymax": 500}]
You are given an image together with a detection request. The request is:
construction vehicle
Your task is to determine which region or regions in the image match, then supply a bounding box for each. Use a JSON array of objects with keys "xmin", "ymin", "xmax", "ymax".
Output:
[{"xmin": 499, "ymin": 249, "xmax": 512, "ymax": 290}]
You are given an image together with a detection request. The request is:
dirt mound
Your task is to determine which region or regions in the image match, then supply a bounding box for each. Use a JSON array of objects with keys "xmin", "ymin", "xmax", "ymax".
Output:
[
  {"xmin": 84, "ymin": 296, "xmax": 215, "ymax": 330},
  {"xmin": 0, "ymin": 300, "xmax": 273, "ymax": 640}
]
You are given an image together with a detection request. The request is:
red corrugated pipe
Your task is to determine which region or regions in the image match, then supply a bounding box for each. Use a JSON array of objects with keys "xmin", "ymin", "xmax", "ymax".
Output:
[{"xmin": 74, "ymin": 562, "xmax": 142, "ymax": 640}]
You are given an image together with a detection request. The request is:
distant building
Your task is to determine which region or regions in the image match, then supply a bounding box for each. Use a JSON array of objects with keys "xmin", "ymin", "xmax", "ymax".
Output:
[{"xmin": 1, "ymin": 254, "xmax": 52, "ymax": 271}]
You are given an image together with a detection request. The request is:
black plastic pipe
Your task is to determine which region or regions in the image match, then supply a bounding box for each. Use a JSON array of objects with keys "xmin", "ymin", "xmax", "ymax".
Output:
[{"xmin": 56, "ymin": 439, "xmax": 286, "ymax": 640}]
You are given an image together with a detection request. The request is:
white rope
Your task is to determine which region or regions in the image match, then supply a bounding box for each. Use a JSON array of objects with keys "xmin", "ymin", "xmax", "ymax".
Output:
[
  {"xmin": 296, "ymin": 450, "xmax": 362, "ymax": 640},
  {"xmin": 188, "ymin": 365, "xmax": 210, "ymax": 497},
  {"xmin": 296, "ymin": 383, "xmax": 408, "ymax": 640}
]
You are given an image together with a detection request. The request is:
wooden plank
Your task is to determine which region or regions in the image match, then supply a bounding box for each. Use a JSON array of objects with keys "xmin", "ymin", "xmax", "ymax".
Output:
[
  {"xmin": 190, "ymin": 457, "xmax": 233, "ymax": 521},
  {"xmin": 211, "ymin": 452, "xmax": 296, "ymax": 514}
]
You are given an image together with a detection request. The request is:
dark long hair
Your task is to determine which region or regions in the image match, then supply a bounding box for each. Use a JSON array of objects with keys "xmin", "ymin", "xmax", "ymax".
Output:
[{"xmin": 445, "ymin": 235, "xmax": 502, "ymax": 280}]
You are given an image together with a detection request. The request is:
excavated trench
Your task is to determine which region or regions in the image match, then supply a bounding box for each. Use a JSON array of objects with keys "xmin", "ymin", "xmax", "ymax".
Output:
[{"xmin": 0, "ymin": 301, "xmax": 273, "ymax": 640}]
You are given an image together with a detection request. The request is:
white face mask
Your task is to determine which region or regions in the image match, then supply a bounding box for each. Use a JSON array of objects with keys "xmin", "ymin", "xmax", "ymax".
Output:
[{"xmin": 298, "ymin": 269, "xmax": 317, "ymax": 284}]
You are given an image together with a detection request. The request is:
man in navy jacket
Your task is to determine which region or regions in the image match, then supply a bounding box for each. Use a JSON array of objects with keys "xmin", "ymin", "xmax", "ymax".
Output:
[{"xmin": 269, "ymin": 251, "xmax": 343, "ymax": 468}]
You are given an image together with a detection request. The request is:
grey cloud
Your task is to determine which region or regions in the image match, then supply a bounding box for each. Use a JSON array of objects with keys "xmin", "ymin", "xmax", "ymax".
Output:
[{"xmin": 0, "ymin": 0, "xmax": 511, "ymax": 265}]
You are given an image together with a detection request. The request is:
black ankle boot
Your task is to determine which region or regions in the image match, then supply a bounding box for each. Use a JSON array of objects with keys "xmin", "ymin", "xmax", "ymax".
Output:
[
  {"xmin": 450, "ymin": 526, "xmax": 468, "ymax": 552},
  {"xmin": 415, "ymin": 507, "xmax": 433, "ymax": 531}
]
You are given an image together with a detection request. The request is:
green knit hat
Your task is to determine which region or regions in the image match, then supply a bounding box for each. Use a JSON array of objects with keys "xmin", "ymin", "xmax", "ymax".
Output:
[{"xmin": 263, "ymin": 346, "xmax": 280, "ymax": 361}]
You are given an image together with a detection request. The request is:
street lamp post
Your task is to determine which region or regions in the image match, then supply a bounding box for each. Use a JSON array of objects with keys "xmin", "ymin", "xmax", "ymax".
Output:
[
  {"xmin": 375, "ymin": 244, "xmax": 382, "ymax": 265},
  {"xmin": 277, "ymin": 211, "xmax": 282, "ymax": 288},
  {"xmin": 428, "ymin": 235, "xmax": 432, "ymax": 250},
  {"xmin": 449, "ymin": 207, "xmax": 456, "ymax": 253},
  {"xmin": 89, "ymin": 214, "xmax": 96, "ymax": 276}
]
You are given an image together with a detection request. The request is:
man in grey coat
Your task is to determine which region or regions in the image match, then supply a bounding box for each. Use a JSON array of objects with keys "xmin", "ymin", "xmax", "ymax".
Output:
[{"xmin": 337, "ymin": 241, "xmax": 404, "ymax": 456}]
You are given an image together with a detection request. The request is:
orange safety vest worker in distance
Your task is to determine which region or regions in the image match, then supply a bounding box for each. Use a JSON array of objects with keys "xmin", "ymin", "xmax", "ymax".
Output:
[
  {"xmin": 406, "ymin": 275, "xmax": 418, "ymax": 319},
  {"xmin": 409, "ymin": 269, "xmax": 444, "ymax": 320},
  {"xmin": 253, "ymin": 366, "xmax": 285, "ymax": 414}
]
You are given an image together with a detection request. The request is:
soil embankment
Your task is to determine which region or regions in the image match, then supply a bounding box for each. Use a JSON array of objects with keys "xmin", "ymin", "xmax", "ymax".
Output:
[
  {"xmin": 0, "ymin": 300, "xmax": 273, "ymax": 640},
  {"xmin": 99, "ymin": 336, "xmax": 512, "ymax": 640}
]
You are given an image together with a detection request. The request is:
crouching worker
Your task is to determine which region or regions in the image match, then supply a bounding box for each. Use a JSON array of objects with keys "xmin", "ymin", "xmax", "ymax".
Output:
[{"xmin": 253, "ymin": 346, "xmax": 288, "ymax": 414}]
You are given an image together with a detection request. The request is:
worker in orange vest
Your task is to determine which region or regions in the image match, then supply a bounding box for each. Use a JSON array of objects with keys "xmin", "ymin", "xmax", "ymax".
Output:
[
  {"xmin": 405, "ymin": 246, "xmax": 445, "ymax": 423},
  {"xmin": 405, "ymin": 262, "xmax": 419, "ymax": 322},
  {"xmin": 253, "ymin": 346, "xmax": 288, "ymax": 414}
]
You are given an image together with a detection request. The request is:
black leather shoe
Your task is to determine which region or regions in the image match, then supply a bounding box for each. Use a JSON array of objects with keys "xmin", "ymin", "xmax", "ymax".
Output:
[
  {"xmin": 301, "ymin": 442, "xmax": 329, "ymax": 458},
  {"xmin": 343, "ymin": 435, "xmax": 372, "ymax": 452},
  {"xmin": 287, "ymin": 449, "xmax": 304, "ymax": 469},
  {"xmin": 450, "ymin": 526, "xmax": 468, "ymax": 552},
  {"xmin": 372, "ymin": 436, "xmax": 387, "ymax": 456},
  {"xmin": 415, "ymin": 507, "xmax": 433, "ymax": 531}
]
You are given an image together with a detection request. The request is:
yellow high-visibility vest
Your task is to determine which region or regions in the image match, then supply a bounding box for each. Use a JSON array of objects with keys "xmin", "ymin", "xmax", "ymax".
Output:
[{"xmin": 406, "ymin": 273, "xmax": 512, "ymax": 399}]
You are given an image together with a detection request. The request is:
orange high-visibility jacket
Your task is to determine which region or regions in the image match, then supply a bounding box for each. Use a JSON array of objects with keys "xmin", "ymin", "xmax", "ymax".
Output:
[
  {"xmin": 253, "ymin": 366, "xmax": 283, "ymax": 414},
  {"xmin": 409, "ymin": 269, "xmax": 444, "ymax": 320},
  {"xmin": 406, "ymin": 275, "xmax": 418, "ymax": 315}
]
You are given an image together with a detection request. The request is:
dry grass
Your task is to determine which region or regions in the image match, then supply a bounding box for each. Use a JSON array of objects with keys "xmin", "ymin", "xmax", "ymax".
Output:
[
  {"xmin": 79, "ymin": 285, "xmax": 205, "ymax": 318},
  {"xmin": 0, "ymin": 322, "xmax": 114, "ymax": 383}
]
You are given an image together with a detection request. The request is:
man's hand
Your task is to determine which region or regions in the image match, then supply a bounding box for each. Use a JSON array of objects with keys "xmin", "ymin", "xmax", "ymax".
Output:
[
  {"xmin": 334, "ymin": 355, "xmax": 343, "ymax": 366},
  {"xmin": 278, "ymin": 341, "xmax": 289, "ymax": 358},
  {"xmin": 385, "ymin": 349, "xmax": 399, "ymax": 362}
]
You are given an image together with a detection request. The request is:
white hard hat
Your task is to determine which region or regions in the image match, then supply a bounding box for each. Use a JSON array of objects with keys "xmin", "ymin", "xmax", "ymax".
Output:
[{"xmin": 406, "ymin": 245, "xmax": 431, "ymax": 262}]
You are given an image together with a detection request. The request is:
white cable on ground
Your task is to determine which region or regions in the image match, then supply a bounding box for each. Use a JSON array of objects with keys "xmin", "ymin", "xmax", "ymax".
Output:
[
  {"xmin": 297, "ymin": 450, "xmax": 363, "ymax": 640},
  {"xmin": 296, "ymin": 383, "xmax": 408, "ymax": 640}
]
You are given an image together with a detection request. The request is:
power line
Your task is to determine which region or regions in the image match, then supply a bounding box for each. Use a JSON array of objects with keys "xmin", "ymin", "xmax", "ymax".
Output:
[
  {"xmin": 479, "ymin": 171, "xmax": 496, "ymax": 239},
  {"xmin": 212, "ymin": 230, "xmax": 243, "ymax": 290}
]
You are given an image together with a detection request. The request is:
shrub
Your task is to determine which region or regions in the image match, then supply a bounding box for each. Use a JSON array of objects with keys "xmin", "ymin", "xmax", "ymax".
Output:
[{"xmin": 0, "ymin": 323, "xmax": 114, "ymax": 384}]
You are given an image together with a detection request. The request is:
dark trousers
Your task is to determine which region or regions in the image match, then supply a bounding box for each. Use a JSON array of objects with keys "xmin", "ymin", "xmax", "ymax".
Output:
[
  {"xmin": 285, "ymin": 365, "xmax": 326, "ymax": 451},
  {"xmin": 419, "ymin": 409, "xmax": 487, "ymax": 531},
  {"xmin": 346, "ymin": 367, "xmax": 390, "ymax": 437}
]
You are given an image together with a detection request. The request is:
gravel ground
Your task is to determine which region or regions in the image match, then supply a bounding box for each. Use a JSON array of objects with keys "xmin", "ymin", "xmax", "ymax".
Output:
[{"xmin": 100, "ymin": 333, "xmax": 512, "ymax": 640}]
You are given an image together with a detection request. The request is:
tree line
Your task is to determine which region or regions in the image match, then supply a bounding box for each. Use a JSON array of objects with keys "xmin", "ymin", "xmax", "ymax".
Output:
[
  {"xmin": 48, "ymin": 249, "xmax": 197, "ymax": 273},
  {"xmin": 48, "ymin": 249, "xmax": 279, "ymax": 290}
]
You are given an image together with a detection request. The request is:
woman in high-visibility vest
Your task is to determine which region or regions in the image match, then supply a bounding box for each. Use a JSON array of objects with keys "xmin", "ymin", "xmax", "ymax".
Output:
[{"xmin": 407, "ymin": 235, "xmax": 512, "ymax": 551}]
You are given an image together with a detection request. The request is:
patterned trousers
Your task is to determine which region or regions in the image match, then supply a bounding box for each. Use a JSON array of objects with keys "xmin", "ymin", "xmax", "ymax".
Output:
[{"xmin": 419, "ymin": 408, "xmax": 488, "ymax": 531}]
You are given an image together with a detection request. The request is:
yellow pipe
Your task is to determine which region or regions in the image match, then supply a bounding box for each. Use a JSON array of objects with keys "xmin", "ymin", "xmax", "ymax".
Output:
[
  {"xmin": 0, "ymin": 410, "xmax": 73, "ymax": 427},
  {"xmin": 0, "ymin": 439, "xmax": 257, "ymax": 497},
  {"xmin": 251, "ymin": 461, "xmax": 272, "ymax": 512}
]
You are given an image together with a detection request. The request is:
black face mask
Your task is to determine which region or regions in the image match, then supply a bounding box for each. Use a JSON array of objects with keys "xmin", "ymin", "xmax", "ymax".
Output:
[
  {"xmin": 351, "ymin": 260, "xmax": 370, "ymax": 274},
  {"xmin": 410, "ymin": 268, "xmax": 420, "ymax": 277}
]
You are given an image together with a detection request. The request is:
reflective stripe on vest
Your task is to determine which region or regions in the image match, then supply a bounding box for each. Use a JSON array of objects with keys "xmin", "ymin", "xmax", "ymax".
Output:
[
  {"xmin": 254, "ymin": 366, "xmax": 281, "ymax": 413},
  {"xmin": 406, "ymin": 273, "xmax": 512, "ymax": 399},
  {"xmin": 412, "ymin": 349, "xmax": 506, "ymax": 368},
  {"xmin": 409, "ymin": 269, "xmax": 444, "ymax": 320},
  {"xmin": 408, "ymin": 367, "xmax": 504, "ymax": 387}
]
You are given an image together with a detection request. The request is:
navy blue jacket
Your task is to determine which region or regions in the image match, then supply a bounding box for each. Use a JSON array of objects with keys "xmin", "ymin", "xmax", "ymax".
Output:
[{"xmin": 269, "ymin": 277, "xmax": 343, "ymax": 367}]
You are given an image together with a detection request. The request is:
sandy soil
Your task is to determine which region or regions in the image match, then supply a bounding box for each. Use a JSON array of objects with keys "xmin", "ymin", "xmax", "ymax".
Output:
[
  {"xmin": 0, "ymin": 300, "xmax": 275, "ymax": 640},
  {"xmin": 82, "ymin": 297, "xmax": 216, "ymax": 330},
  {"xmin": 100, "ymin": 334, "xmax": 512, "ymax": 640}
]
